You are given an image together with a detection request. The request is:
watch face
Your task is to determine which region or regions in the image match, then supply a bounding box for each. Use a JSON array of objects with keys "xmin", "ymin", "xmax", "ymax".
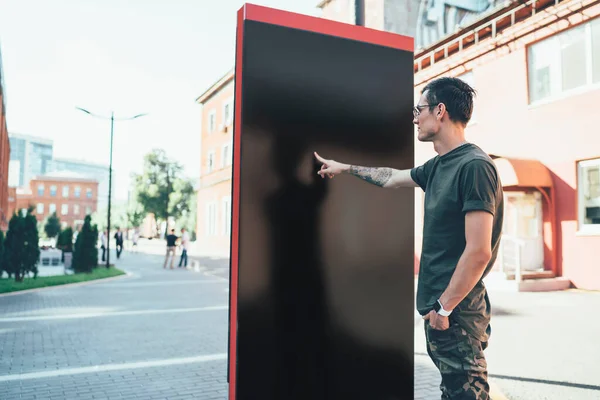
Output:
[{"xmin": 433, "ymin": 301, "xmax": 440, "ymax": 312}]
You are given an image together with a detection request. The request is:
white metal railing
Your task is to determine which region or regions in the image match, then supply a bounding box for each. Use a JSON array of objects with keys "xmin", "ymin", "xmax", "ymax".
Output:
[
  {"xmin": 500, "ymin": 235, "xmax": 525, "ymax": 282},
  {"xmin": 414, "ymin": 0, "xmax": 572, "ymax": 72}
]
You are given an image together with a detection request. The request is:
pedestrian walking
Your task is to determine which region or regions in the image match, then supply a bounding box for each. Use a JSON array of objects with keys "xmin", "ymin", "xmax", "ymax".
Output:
[
  {"xmin": 114, "ymin": 227, "xmax": 124, "ymax": 259},
  {"xmin": 178, "ymin": 228, "xmax": 189, "ymax": 268},
  {"xmin": 314, "ymin": 77, "xmax": 503, "ymax": 400},
  {"xmin": 100, "ymin": 230, "xmax": 107, "ymax": 262},
  {"xmin": 164, "ymin": 229, "xmax": 178, "ymax": 269}
]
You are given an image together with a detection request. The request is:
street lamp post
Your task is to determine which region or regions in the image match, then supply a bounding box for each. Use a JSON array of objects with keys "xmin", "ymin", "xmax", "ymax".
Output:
[{"xmin": 76, "ymin": 107, "xmax": 147, "ymax": 268}]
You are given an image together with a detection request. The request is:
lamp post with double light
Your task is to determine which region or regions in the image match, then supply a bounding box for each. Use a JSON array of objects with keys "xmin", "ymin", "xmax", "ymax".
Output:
[{"xmin": 76, "ymin": 107, "xmax": 147, "ymax": 268}]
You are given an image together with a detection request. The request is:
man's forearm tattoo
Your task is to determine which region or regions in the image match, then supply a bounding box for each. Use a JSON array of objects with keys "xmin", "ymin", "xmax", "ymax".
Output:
[{"xmin": 349, "ymin": 166, "xmax": 392, "ymax": 187}]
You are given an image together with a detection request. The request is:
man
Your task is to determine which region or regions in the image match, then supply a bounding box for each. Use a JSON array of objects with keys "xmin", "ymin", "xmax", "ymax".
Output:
[
  {"xmin": 114, "ymin": 227, "xmax": 124, "ymax": 259},
  {"xmin": 100, "ymin": 230, "xmax": 107, "ymax": 262},
  {"xmin": 314, "ymin": 77, "xmax": 503, "ymax": 399},
  {"xmin": 164, "ymin": 228, "xmax": 178, "ymax": 269},
  {"xmin": 178, "ymin": 228, "xmax": 189, "ymax": 268}
]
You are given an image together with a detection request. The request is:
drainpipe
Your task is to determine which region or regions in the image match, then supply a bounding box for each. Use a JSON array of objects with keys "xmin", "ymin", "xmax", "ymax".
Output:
[{"xmin": 355, "ymin": 0, "xmax": 365, "ymax": 26}]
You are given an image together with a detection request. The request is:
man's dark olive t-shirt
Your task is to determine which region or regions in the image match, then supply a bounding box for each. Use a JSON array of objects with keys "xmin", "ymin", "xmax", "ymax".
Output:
[{"xmin": 410, "ymin": 143, "xmax": 504, "ymax": 342}]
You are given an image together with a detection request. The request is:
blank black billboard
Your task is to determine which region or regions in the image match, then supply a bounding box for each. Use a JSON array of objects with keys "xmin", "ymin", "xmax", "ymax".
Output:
[{"xmin": 229, "ymin": 4, "xmax": 415, "ymax": 400}]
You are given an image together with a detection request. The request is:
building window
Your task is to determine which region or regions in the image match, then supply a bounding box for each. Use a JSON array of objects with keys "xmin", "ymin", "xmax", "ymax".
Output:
[
  {"xmin": 61, "ymin": 204, "xmax": 68, "ymax": 215},
  {"xmin": 49, "ymin": 203, "xmax": 56, "ymax": 214},
  {"xmin": 528, "ymin": 18, "xmax": 600, "ymax": 103},
  {"xmin": 86, "ymin": 188, "xmax": 92, "ymax": 198},
  {"xmin": 223, "ymin": 99, "xmax": 233, "ymax": 127},
  {"xmin": 577, "ymin": 157, "xmax": 600, "ymax": 234},
  {"xmin": 206, "ymin": 202, "xmax": 217, "ymax": 236},
  {"xmin": 222, "ymin": 196, "xmax": 231, "ymax": 236},
  {"xmin": 50, "ymin": 185, "xmax": 57, "ymax": 197},
  {"xmin": 62, "ymin": 185, "xmax": 69, "ymax": 198},
  {"xmin": 222, "ymin": 143, "xmax": 232, "ymax": 167},
  {"xmin": 37, "ymin": 184, "xmax": 44, "ymax": 196},
  {"xmin": 37, "ymin": 203, "xmax": 44, "ymax": 215},
  {"xmin": 85, "ymin": 206, "xmax": 92, "ymax": 215},
  {"xmin": 74, "ymin": 204, "xmax": 80, "ymax": 215},
  {"xmin": 207, "ymin": 150, "xmax": 215, "ymax": 173},
  {"xmin": 75, "ymin": 186, "xmax": 81, "ymax": 198},
  {"xmin": 208, "ymin": 110, "xmax": 216, "ymax": 133}
]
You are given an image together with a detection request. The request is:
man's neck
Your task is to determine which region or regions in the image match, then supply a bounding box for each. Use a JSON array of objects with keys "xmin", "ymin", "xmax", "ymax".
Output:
[{"xmin": 433, "ymin": 128, "xmax": 467, "ymax": 156}]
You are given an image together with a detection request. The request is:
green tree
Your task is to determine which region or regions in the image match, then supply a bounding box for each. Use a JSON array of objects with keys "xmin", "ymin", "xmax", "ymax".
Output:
[
  {"xmin": 0, "ymin": 230, "xmax": 6, "ymax": 278},
  {"xmin": 72, "ymin": 215, "xmax": 99, "ymax": 273},
  {"xmin": 133, "ymin": 149, "xmax": 195, "ymax": 235},
  {"xmin": 23, "ymin": 207, "xmax": 40, "ymax": 278},
  {"xmin": 126, "ymin": 203, "xmax": 145, "ymax": 229},
  {"xmin": 4, "ymin": 213, "xmax": 24, "ymax": 280},
  {"xmin": 4, "ymin": 207, "xmax": 40, "ymax": 282},
  {"xmin": 44, "ymin": 212, "xmax": 61, "ymax": 239}
]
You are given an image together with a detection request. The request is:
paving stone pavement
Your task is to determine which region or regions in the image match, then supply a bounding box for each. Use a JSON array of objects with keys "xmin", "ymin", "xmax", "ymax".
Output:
[{"xmin": 0, "ymin": 251, "xmax": 505, "ymax": 400}]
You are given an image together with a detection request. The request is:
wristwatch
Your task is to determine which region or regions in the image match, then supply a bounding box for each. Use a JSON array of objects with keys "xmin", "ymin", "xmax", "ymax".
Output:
[{"xmin": 433, "ymin": 299, "xmax": 452, "ymax": 317}]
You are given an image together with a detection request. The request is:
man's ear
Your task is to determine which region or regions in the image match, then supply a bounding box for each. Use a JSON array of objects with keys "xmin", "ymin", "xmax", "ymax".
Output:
[{"xmin": 436, "ymin": 103, "xmax": 447, "ymax": 120}]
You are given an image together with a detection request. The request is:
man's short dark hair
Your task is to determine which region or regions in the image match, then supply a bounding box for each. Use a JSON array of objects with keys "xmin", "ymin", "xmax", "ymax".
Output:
[
  {"xmin": 422, "ymin": 77, "xmax": 476, "ymax": 125},
  {"xmin": 171, "ymin": 229, "xmax": 175, "ymax": 233}
]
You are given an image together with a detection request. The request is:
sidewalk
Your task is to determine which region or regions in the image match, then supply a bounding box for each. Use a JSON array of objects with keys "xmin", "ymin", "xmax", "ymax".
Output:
[{"xmin": 134, "ymin": 240, "xmax": 508, "ymax": 398}]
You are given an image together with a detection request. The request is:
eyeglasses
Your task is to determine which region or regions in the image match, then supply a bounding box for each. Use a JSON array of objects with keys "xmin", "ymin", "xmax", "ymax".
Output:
[{"xmin": 413, "ymin": 103, "xmax": 437, "ymax": 118}]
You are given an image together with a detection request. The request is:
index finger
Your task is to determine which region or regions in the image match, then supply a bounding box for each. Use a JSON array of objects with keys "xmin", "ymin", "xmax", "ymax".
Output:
[{"xmin": 313, "ymin": 152, "xmax": 327, "ymax": 163}]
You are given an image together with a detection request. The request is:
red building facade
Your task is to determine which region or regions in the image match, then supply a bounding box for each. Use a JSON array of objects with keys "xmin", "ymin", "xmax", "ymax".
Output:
[
  {"xmin": 0, "ymin": 47, "xmax": 10, "ymax": 231},
  {"xmin": 413, "ymin": 0, "xmax": 600, "ymax": 290}
]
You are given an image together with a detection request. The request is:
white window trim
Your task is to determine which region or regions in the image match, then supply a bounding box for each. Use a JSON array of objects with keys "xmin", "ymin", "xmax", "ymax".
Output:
[
  {"xmin": 577, "ymin": 157, "xmax": 600, "ymax": 236},
  {"xmin": 208, "ymin": 109, "xmax": 217, "ymax": 133},
  {"xmin": 207, "ymin": 150, "xmax": 216, "ymax": 174},
  {"xmin": 61, "ymin": 204, "xmax": 69, "ymax": 216},
  {"xmin": 223, "ymin": 97, "xmax": 234, "ymax": 127},
  {"xmin": 221, "ymin": 143, "xmax": 232, "ymax": 168},
  {"xmin": 205, "ymin": 201, "xmax": 217, "ymax": 236},
  {"xmin": 222, "ymin": 196, "xmax": 231, "ymax": 236},
  {"xmin": 37, "ymin": 203, "xmax": 44, "ymax": 215},
  {"xmin": 527, "ymin": 19, "xmax": 599, "ymax": 106}
]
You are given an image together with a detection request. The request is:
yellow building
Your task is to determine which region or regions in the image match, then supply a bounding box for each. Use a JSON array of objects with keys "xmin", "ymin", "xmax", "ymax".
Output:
[{"xmin": 195, "ymin": 69, "xmax": 234, "ymax": 257}]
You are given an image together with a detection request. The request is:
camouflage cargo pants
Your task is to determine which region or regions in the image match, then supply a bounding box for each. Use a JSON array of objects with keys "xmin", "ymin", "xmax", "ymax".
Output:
[{"xmin": 424, "ymin": 321, "xmax": 490, "ymax": 399}]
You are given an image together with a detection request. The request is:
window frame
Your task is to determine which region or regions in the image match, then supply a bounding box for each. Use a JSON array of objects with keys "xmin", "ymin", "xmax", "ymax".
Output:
[
  {"xmin": 576, "ymin": 156, "xmax": 600, "ymax": 236},
  {"xmin": 527, "ymin": 17, "xmax": 600, "ymax": 105}
]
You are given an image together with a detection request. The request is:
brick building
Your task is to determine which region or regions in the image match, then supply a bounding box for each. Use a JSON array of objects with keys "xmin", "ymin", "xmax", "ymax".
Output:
[
  {"xmin": 413, "ymin": 0, "xmax": 600, "ymax": 290},
  {"xmin": 196, "ymin": 0, "xmax": 600, "ymax": 291},
  {"xmin": 8, "ymin": 171, "xmax": 99, "ymax": 229},
  {"xmin": 195, "ymin": 69, "xmax": 234, "ymax": 257},
  {"xmin": 0, "ymin": 45, "xmax": 10, "ymax": 230}
]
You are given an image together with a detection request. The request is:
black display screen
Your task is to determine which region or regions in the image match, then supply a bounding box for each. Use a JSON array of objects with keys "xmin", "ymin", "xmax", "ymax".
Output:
[{"xmin": 232, "ymin": 16, "xmax": 415, "ymax": 400}]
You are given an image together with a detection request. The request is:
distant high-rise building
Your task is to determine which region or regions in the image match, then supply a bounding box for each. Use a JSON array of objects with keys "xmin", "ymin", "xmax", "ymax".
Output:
[{"xmin": 8, "ymin": 133, "xmax": 53, "ymax": 188}]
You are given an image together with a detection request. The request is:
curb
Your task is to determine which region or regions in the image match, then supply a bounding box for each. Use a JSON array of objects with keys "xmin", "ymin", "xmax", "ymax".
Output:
[
  {"xmin": 490, "ymin": 379, "xmax": 510, "ymax": 400},
  {"xmin": 0, "ymin": 270, "xmax": 133, "ymax": 298}
]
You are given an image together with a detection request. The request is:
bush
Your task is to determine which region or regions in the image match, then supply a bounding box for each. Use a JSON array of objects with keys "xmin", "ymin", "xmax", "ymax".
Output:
[
  {"xmin": 4, "ymin": 208, "xmax": 40, "ymax": 282},
  {"xmin": 72, "ymin": 215, "xmax": 99, "ymax": 273}
]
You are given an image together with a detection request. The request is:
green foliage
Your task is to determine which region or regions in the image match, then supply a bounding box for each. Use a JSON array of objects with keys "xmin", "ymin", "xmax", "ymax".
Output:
[
  {"xmin": 72, "ymin": 215, "xmax": 99, "ymax": 273},
  {"xmin": 0, "ymin": 230, "xmax": 6, "ymax": 278},
  {"xmin": 44, "ymin": 212, "xmax": 61, "ymax": 239},
  {"xmin": 126, "ymin": 202, "xmax": 145, "ymax": 229},
  {"xmin": 23, "ymin": 207, "xmax": 40, "ymax": 279},
  {"xmin": 4, "ymin": 208, "xmax": 40, "ymax": 282},
  {"xmin": 56, "ymin": 227, "xmax": 74, "ymax": 252},
  {"xmin": 132, "ymin": 149, "xmax": 195, "ymax": 234}
]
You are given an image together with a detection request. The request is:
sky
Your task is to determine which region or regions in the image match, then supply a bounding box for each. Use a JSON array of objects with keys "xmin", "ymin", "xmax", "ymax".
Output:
[{"xmin": 0, "ymin": 0, "xmax": 321, "ymax": 202}]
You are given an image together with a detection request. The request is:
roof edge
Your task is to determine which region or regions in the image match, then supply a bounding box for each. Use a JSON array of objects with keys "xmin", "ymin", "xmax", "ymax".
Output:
[{"xmin": 195, "ymin": 68, "xmax": 235, "ymax": 104}]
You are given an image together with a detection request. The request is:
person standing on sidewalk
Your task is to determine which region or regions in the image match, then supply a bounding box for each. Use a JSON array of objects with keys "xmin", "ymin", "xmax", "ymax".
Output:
[
  {"xmin": 178, "ymin": 228, "xmax": 189, "ymax": 268},
  {"xmin": 164, "ymin": 229, "xmax": 178, "ymax": 269},
  {"xmin": 114, "ymin": 227, "xmax": 124, "ymax": 259},
  {"xmin": 314, "ymin": 77, "xmax": 503, "ymax": 400}
]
